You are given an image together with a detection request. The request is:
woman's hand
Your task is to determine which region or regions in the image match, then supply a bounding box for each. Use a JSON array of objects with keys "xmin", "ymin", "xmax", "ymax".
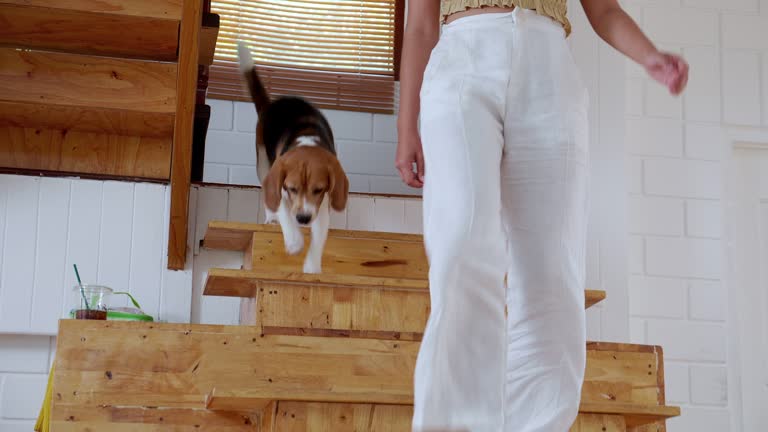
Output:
[
  {"xmin": 581, "ymin": 0, "xmax": 690, "ymax": 96},
  {"xmin": 643, "ymin": 51, "xmax": 689, "ymax": 96},
  {"xmin": 396, "ymin": 130, "xmax": 425, "ymax": 188},
  {"xmin": 396, "ymin": 0, "xmax": 439, "ymax": 188}
]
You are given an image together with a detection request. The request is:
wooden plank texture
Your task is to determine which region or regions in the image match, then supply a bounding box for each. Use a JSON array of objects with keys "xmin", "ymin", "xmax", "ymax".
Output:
[
  {"xmin": 250, "ymin": 279, "xmax": 430, "ymax": 337},
  {"xmin": 271, "ymin": 402, "xmax": 413, "ymax": 432},
  {"xmin": 205, "ymin": 268, "xmax": 429, "ymax": 297},
  {"xmin": 206, "ymin": 269, "xmax": 604, "ymax": 339},
  {"xmin": 247, "ymin": 229, "xmax": 428, "ymax": 280},
  {"xmin": 2, "ymin": 0, "xmax": 183, "ymax": 20},
  {"xmin": 51, "ymin": 405, "xmax": 258, "ymax": 432},
  {"xmin": 263, "ymin": 401, "xmax": 676, "ymax": 431},
  {"xmin": 53, "ymin": 321, "xmax": 677, "ymax": 430},
  {"xmin": 570, "ymin": 414, "xmax": 627, "ymax": 432},
  {"xmin": 53, "ymin": 321, "xmax": 418, "ymax": 410},
  {"xmin": 267, "ymin": 402, "xmax": 657, "ymax": 432},
  {"xmin": 0, "ymin": 48, "xmax": 177, "ymax": 113},
  {"xmin": 203, "ymin": 221, "xmax": 424, "ymax": 252},
  {"xmin": 167, "ymin": 0, "xmax": 202, "ymax": 270},
  {"xmin": 0, "ymin": 4, "xmax": 179, "ymax": 61},
  {"xmin": 0, "ymin": 126, "xmax": 171, "ymax": 180},
  {"xmin": 0, "ymin": 100, "xmax": 175, "ymax": 138}
]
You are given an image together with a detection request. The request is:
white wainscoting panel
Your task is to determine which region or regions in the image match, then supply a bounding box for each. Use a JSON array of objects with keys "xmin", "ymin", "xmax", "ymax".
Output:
[{"xmin": 0, "ymin": 175, "xmax": 193, "ymax": 335}]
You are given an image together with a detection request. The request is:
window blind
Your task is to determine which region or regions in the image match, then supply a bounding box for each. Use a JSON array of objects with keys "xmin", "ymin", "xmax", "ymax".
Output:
[{"xmin": 209, "ymin": 0, "xmax": 400, "ymax": 113}]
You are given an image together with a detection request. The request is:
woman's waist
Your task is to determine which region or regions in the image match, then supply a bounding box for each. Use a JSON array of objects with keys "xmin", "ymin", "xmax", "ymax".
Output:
[
  {"xmin": 445, "ymin": 6, "xmax": 516, "ymax": 25},
  {"xmin": 441, "ymin": 7, "xmax": 564, "ymax": 36}
]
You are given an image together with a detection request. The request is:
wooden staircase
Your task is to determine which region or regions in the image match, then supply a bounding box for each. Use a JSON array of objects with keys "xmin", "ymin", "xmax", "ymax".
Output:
[{"xmin": 51, "ymin": 221, "xmax": 679, "ymax": 431}]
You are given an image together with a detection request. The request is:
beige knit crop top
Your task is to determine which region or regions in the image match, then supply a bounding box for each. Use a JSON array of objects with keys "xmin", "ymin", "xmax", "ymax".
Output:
[{"xmin": 441, "ymin": 0, "xmax": 571, "ymax": 35}]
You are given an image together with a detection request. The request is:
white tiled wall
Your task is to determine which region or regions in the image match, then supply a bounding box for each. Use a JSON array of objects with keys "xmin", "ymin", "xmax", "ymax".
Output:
[
  {"xmin": 0, "ymin": 335, "xmax": 55, "ymax": 431},
  {"xmin": 0, "ymin": 176, "xmax": 193, "ymax": 335},
  {"xmin": 623, "ymin": 1, "xmax": 768, "ymax": 430},
  {"xmin": 203, "ymin": 99, "xmax": 419, "ymax": 196}
]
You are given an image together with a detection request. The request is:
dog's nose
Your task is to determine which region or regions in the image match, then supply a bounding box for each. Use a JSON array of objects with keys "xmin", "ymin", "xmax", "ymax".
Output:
[{"xmin": 296, "ymin": 213, "xmax": 312, "ymax": 225}]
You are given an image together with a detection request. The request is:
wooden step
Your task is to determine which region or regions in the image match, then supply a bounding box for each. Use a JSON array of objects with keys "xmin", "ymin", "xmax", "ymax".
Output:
[
  {"xmin": 205, "ymin": 268, "xmax": 607, "ymax": 340},
  {"xmin": 259, "ymin": 401, "xmax": 679, "ymax": 432},
  {"xmin": 205, "ymin": 222, "xmax": 428, "ymax": 280},
  {"xmin": 53, "ymin": 321, "xmax": 678, "ymax": 431},
  {"xmin": 0, "ymin": 101, "xmax": 175, "ymax": 138},
  {"xmin": 0, "ymin": 125, "xmax": 172, "ymax": 180},
  {"xmin": 0, "ymin": 2, "xmax": 180, "ymax": 61},
  {"xmin": 2, "ymin": 0, "xmax": 183, "ymax": 20},
  {"xmin": 204, "ymin": 221, "xmax": 423, "ymax": 253},
  {"xmin": 0, "ymin": 48, "xmax": 177, "ymax": 115}
]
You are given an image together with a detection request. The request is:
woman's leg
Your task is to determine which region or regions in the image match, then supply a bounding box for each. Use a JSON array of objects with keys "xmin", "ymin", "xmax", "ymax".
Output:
[
  {"xmin": 413, "ymin": 33, "xmax": 509, "ymax": 432},
  {"xmin": 501, "ymin": 12, "xmax": 590, "ymax": 432}
]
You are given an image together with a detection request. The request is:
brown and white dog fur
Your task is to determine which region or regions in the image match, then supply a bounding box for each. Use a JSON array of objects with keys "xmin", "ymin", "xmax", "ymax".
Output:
[{"xmin": 237, "ymin": 42, "xmax": 349, "ymax": 273}]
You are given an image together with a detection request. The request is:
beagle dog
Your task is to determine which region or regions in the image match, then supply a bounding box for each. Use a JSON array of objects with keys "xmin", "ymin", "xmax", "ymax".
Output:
[{"xmin": 237, "ymin": 42, "xmax": 349, "ymax": 274}]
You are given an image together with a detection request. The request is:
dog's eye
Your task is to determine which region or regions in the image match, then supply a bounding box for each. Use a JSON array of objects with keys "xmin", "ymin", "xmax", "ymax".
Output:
[
  {"xmin": 312, "ymin": 188, "xmax": 323, "ymax": 195},
  {"xmin": 285, "ymin": 186, "xmax": 298, "ymax": 194}
]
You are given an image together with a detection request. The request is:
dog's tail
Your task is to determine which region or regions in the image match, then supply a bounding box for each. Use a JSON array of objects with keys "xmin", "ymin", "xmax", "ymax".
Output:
[{"xmin": 237, "ymin": 41, "xmax": 270, "ymax": 113}]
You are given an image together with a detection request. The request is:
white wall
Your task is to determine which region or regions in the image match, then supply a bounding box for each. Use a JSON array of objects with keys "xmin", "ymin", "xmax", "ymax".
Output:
[
  {"xmin": 0, "ymin": 334, "xmax": 54, "ymax": 432},
  {"xmin": 0, "ymin": 176, "xmax": 193, "ymax": 335},
  {"xmin": 622, "ymin": 0, "xmax": 768, "ymax": 431}
]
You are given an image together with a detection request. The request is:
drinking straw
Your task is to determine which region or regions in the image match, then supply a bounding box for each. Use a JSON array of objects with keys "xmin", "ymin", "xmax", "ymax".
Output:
[{"xmin": 73, "ymin": 264, "xmax": 89, "ymax": 310}]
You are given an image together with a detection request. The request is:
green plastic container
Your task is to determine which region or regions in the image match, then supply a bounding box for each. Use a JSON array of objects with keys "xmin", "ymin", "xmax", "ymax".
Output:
[{"xmin": 68, "ymin": 309, "xmax": 154, "ymax": 322}]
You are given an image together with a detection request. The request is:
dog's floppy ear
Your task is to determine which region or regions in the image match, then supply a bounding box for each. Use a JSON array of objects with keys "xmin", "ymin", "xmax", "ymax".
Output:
[
  {"xmin": 328, "ymin": 157, "xmax": 349, "ymax": 212},
  {"xmin": 262, "ymin": 158, "xmax": 286, "ymax": 212}
]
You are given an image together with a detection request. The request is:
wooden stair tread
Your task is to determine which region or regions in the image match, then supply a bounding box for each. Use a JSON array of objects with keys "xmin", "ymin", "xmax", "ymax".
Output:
[
  {"xmin": 0, "ymin": 100, "xmax": 175, "ymax": 138},
  {"xmin": 205, "ymin": 267, "xmax": 428, "ymax": 294},
  {"xmin": 205, "ymin": 267, "xmax": 606, "ymax": 308},
  {"xmin": 0, "ymin": 3, "xmax": 179, "ymax": 61},
  {"xmin": 0, "ymin": 125, "xmax": 172, "ymax": 180},
  {"xmin": 207, "ymin": 393, "xmax": 679, "ymax": 427},
  {"xmin": 2, "ymin": 0, "xmax": 183, "ymax": 20},
  {"xmin": 203, "ymin": 220, "xmax": 424, "ymax": 252},
  {"xmin": 0, "ymin": 48, "xmax": 177, "ymax": 114},
  {"xmin": 579, "ymin": 403, "xmax": 680, "ymax": 427}
]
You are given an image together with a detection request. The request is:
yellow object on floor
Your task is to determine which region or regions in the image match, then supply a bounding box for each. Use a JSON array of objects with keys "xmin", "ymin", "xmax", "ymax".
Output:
[{"xmin": 34, "ymin": 364, "xmax": 54, "ymax": 432}]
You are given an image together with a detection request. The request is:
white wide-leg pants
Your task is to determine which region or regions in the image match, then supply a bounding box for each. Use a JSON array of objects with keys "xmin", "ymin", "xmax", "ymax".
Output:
[{"xmin": 413, "ymin": 8, "xmax": 590, "ymax": 432}]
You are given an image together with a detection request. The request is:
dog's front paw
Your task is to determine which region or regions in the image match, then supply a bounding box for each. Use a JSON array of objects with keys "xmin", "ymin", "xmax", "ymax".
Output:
[
  {"xmin": 264, "ymin": 209, "xmax": 278, "ymax": 224},
  {"xmin": 303, "ymin": 258, "xmax": 321, "ymax": 274},
  {"xmin": 283, "ymin": 231, "xmax": 304, "ymax": 255}
]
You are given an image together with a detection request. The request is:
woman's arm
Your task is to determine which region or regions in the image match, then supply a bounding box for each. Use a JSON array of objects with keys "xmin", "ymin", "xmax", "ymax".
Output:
[
  {"xmin": 581, "ymin": 0, "xmax": 688, "ymax": 95},
  {"xmin": 395, "ymin": 0, "xmax": 441, "ymax": 188}
]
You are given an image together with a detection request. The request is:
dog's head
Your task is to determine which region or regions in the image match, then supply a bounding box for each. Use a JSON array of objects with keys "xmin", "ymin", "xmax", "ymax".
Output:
[{"xmin": 262, "ymin": 145, "xmax": 349, "ymax": 225}]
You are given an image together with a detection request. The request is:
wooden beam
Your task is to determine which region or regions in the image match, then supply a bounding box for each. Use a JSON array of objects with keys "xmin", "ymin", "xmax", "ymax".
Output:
[
  {"xmin": 0, "ymin": 48, "xmax": 177, "ymax": 114},
  {"xmin": 0, "ymin": 4, "xmax": 179, "ymax": 61},
  {"xmin": 0, "ymin": 126, "xmax": 171, "ymax": 180},
  {"xmin": 167, "ymin": 0, "xmax": 202, "ymax": 270},
  {"xmin": 199, "ymin": 13, "xmax": 220, "ymax": 66},
  {"xmin": 2, "ymin": 0, "xmax": 183, "ymax": 20}
]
